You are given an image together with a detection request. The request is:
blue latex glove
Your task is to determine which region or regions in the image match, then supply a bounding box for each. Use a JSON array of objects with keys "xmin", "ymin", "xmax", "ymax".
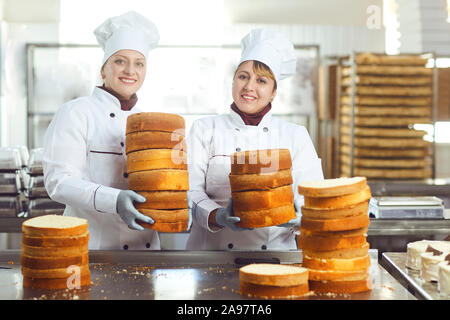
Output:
[
  {"xmin": 277, "ymin": 197, "xmax": 302, "ymax": 229},
  {"xmin": 116, "ymin": 190, "xmax": 154, "ymax": 231},
  {"xmin": 215, "ymin": 199, "xmax": 253, "ymax": 232}
]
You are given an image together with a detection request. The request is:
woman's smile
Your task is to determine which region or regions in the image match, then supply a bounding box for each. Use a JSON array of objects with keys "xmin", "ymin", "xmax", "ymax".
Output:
[
  {"xmin": 119, "ymin": 77, "xmax": 137, "ymax": 84},
  {"xmin": 241, "ymin": 93, "xmax": 257, "ymax": 102}
]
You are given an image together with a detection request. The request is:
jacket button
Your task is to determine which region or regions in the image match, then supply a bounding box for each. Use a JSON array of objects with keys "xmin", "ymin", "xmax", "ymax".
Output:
[
  {"xmin": 110, "ymin": 113, "xmax": 115, "ymax": 118},
  {"xmin": 228, "ymin": 243, "xmax": 233, "ymax": 249},
  {"xmin": 261, "ymin": 245, "xmax": 267, "ymax": 250},
  {"xmin": 120, "ymin": 142, "xmax": 124, "ymax": 147},
  {"xmin": 123, "ymin": 172, "xmax": 128, "ymax": 178},
  {"xmin": 235, "ymin": 128, "xmax": 240, "ymax": 132},
  {"xmin": 146, "ymin": 243, "xmax": 151, "ymax": 248},
  {"xmin": 123, "ymin": 244, "xmax": 128, "ymax": 250},
  {"xmin": 236, "ymin": 147, "xmax": 241, "ymax": 152},
  {"xmin": 263, "ymin": 127, "xmax": 269, "ymax": 132}
]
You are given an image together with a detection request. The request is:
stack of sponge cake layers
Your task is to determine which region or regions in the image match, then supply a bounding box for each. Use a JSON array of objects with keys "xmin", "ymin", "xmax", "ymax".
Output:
[
  {"xmin": 297, "ymin": 177, "xmax": 372, "ymax": 294},
  {"xmin": 229, "ymin": 149, "xmax": 296, "ymax": 228},
  {"xmin": 126, "ymin": 112, "xmax": 189, "ymax": 233},
  {"xmin": 21, "ymin": 215, "xmax": 91, "ymax": 289}
]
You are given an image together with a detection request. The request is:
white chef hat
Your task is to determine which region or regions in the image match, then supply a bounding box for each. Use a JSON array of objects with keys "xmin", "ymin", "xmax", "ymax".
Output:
[
  {"xmin": 94, "ymin": 11, "xmax": 160, "ymax": 66},
  {"xmin": 239, "ymin": 28, "xmax": 296, "ymax": 82}
]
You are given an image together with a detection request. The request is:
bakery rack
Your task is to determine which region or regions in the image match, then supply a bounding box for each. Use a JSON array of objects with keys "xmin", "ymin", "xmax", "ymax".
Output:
[{"xmin": 336, "ymin": 52, "xmax": 437, "ymax": 180}]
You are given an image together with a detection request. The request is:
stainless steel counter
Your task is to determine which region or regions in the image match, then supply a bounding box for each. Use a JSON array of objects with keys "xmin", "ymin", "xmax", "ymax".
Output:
[
  {"xmin": 0, "ymin": 249, "xmax": 415, "ymax": 300},
  {"xmin": 381, "ymin": 252, "xmax": 450, "ymax": 300},
  {"xmin": 2, "ymin": 217, "xmax": 450, "ymax": 237}
]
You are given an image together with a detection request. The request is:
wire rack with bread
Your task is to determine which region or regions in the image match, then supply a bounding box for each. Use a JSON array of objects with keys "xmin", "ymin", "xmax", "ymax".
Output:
[{"xmin": 337, "ymin": 52, "xmax": 436, "ymax": 180}]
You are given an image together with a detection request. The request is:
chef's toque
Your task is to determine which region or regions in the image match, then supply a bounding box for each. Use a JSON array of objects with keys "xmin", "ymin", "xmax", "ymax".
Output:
[
  {"xmin": 239, "ymin": 28, "xmax": 296, "ymax": 82},
  {"xmin": 94, "ymin": 11, "xmax": 160, "ymax": 66}
]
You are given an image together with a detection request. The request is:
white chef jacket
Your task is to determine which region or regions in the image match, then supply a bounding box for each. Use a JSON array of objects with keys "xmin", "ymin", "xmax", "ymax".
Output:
[
  {"xmin": 43, "ymin": 87, "xmax": 160, "ymax": 250},
  {"xmin": 186, "ymin": 108, "xmax": 324, "ymax": 251}
]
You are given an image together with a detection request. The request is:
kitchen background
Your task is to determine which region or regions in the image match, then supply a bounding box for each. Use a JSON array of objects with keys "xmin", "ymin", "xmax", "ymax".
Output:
[{"xmin": 0, "ymin": 0, "xmax": 449, "ymax": 250}]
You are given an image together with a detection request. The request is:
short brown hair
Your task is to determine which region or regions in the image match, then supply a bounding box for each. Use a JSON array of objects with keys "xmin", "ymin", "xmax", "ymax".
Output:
[{"xmin": 235, "ymin": 60, "xmax": 277, "ymax": 91}]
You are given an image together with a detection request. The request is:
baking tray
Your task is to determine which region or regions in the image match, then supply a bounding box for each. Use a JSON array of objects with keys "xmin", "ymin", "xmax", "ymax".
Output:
[
  {"xmin": 0, "ymin": 196, "xmax": 22, "ymax": 218},
  {"xmin": 26, "ymin": 176, "xmax": 48, "ymax": 198},
  {"xmin": 381, "ymin": 252, "xmax": 449, "ymax": 300},
  {"xmin": 27, "ymin": 148, "xmax": 43, "ymax": 176},
  {"xmin": 0, "ymin": 249, "xmax": 415, "ymax": 300}
]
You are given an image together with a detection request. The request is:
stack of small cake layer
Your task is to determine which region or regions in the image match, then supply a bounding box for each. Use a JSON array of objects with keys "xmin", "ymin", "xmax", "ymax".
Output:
[
  {"xmin": 229, "ymin": 149, "xmax": 296, "ymax": 228},
  {"xmin": 406, "ymin": 240, "xmax": 450, "ymax": 270},
  {"xmin": 239, "ymin": 263, "xmax": 309, "ymax": 298},
  {"xmin": 126, "ymin": 112, "xmax": 189, "ymax": 233},
  {"xmin": 21, "ymin": 215, "xmax": 91, "ymax": 289},
  {"xmin": 405, "ymin": 239, "xmax": 450, "ymax": 296},
  {"xmin": 297, "ymin": 177, "xmax": 372, "ymax": 294}
]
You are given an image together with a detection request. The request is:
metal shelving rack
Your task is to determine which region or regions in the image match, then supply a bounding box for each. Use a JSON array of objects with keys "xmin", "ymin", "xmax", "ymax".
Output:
[{"xmin": 336, "ymin": 51, "xmax": 437, "ymax": 180}]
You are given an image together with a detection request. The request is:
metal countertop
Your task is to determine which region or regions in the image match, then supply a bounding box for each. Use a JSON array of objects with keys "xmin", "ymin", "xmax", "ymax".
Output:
[
  {"xmin": 0, "ymin": 249, "xmax": 415, "ymax": 300},
  {"xmin": 381, "ymin": 252, "xmax": 450, "ymax": 300},
  {"xmin": 2, "ymin": 217, "xmax": 450, "ymax": 236}
]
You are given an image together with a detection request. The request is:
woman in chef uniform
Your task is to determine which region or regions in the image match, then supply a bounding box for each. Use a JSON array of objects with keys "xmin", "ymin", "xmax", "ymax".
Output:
[
  {"xmin": 186, "ymin": 28, "xmax": 324, "ymax": 250},
  {"xmin": 43, "ymin": 11, "xmax": 162, "ymax": 250}
]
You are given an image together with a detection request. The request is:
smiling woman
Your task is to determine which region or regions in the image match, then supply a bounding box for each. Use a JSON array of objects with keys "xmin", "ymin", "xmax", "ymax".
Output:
[
  {"xmin": 42, "ymin": 11, "xmax": 171, "ymax": 251},
  {"xmin": 186, "ymin": 28, "xmax": 324, "ymax": 251}
]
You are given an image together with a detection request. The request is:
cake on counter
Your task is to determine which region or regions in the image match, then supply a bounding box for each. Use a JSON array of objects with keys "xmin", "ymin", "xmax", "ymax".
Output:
[
  {"xmin": 406, "ymin": 240, "xmax": 450, "ymax": 270},
  {"xmin": 21, "ymin": 215, "xmax": 91, "ymax": 289},
  {"xmin": 239, "ymin": 263, "xmax": 310, "ymax": 298},
  {"xmin": 438, "ymin": 254, "xmax": 450, "ymax": 297}
]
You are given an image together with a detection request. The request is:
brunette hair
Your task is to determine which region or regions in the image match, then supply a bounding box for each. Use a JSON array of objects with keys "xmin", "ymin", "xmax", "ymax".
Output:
[{"xmin": 234, "ymin": 60, "xmax": 277, "ymax": 91}]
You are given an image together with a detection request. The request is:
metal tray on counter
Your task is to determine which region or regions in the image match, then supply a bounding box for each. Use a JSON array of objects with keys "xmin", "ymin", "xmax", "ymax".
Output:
[
  {"xmin": 27, "ymin": 198, "xmax": 65, "ymax": 217},
  {"xmin": 27, "ymin": 148, "xmax": 43, "ymax": 176},
  {"xmin": 0, "ymin": 196, "xmax": 21, "ymax": 218},
  {"xmin": 0, "ymin": 173, "xmax": 21, "ymax": 195},
  {"xmin": 26, "ymin": 176, "xmax": 48, "ymax": 198},
  {"xmin": 0, "ymin": 249, "xmax": 415, "ymax": 300},
  {"xmin": 381, "ymin": 252, "xmax": 450, "ymax": 300}
]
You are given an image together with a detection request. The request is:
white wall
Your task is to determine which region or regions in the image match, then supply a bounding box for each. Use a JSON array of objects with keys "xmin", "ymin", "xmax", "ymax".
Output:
[
  {"xmin": 224, "ymin": 0, "xmax": 384, "ymax": 26},
  {"xmin": 2, "ymin": 0, "xmax": 60, "ymax": 23},
  {"xmin": 0, "ymin": 0, "xmax": 60, "ymax": 147},
  {"xmin": 1, "ymin": 23, "xmax": 59, "ymax": 147},
  {"xmin": 224, "ymin": 23, "xmax": 385, "ymax": 57}
]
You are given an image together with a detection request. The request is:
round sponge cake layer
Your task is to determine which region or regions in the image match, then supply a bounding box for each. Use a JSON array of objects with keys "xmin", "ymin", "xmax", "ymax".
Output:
[
  {"xmin": 231, "ymin": 149, "xmax": 292, "ymax": 175},
  {"xmin": 22, "ymin": 215, "xmax": 88, "ymax": 237},
  {"xmin": 126, "ymin": 131, "xmax": 185, "ymax": 154},
  {"xmin": 298, "ymin": 177, "xmax": 367, "ymax": 198},
  {"xmin": 239, "ymin": 263, "xmax": 309, "ymax": 287},
  {"xmin": 126, "ymin": 112, "xmax": 185, "ymax": 135},
  {"xmin": 129, "ymin": 170, "xmax": 189, "ymax": 191}
]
